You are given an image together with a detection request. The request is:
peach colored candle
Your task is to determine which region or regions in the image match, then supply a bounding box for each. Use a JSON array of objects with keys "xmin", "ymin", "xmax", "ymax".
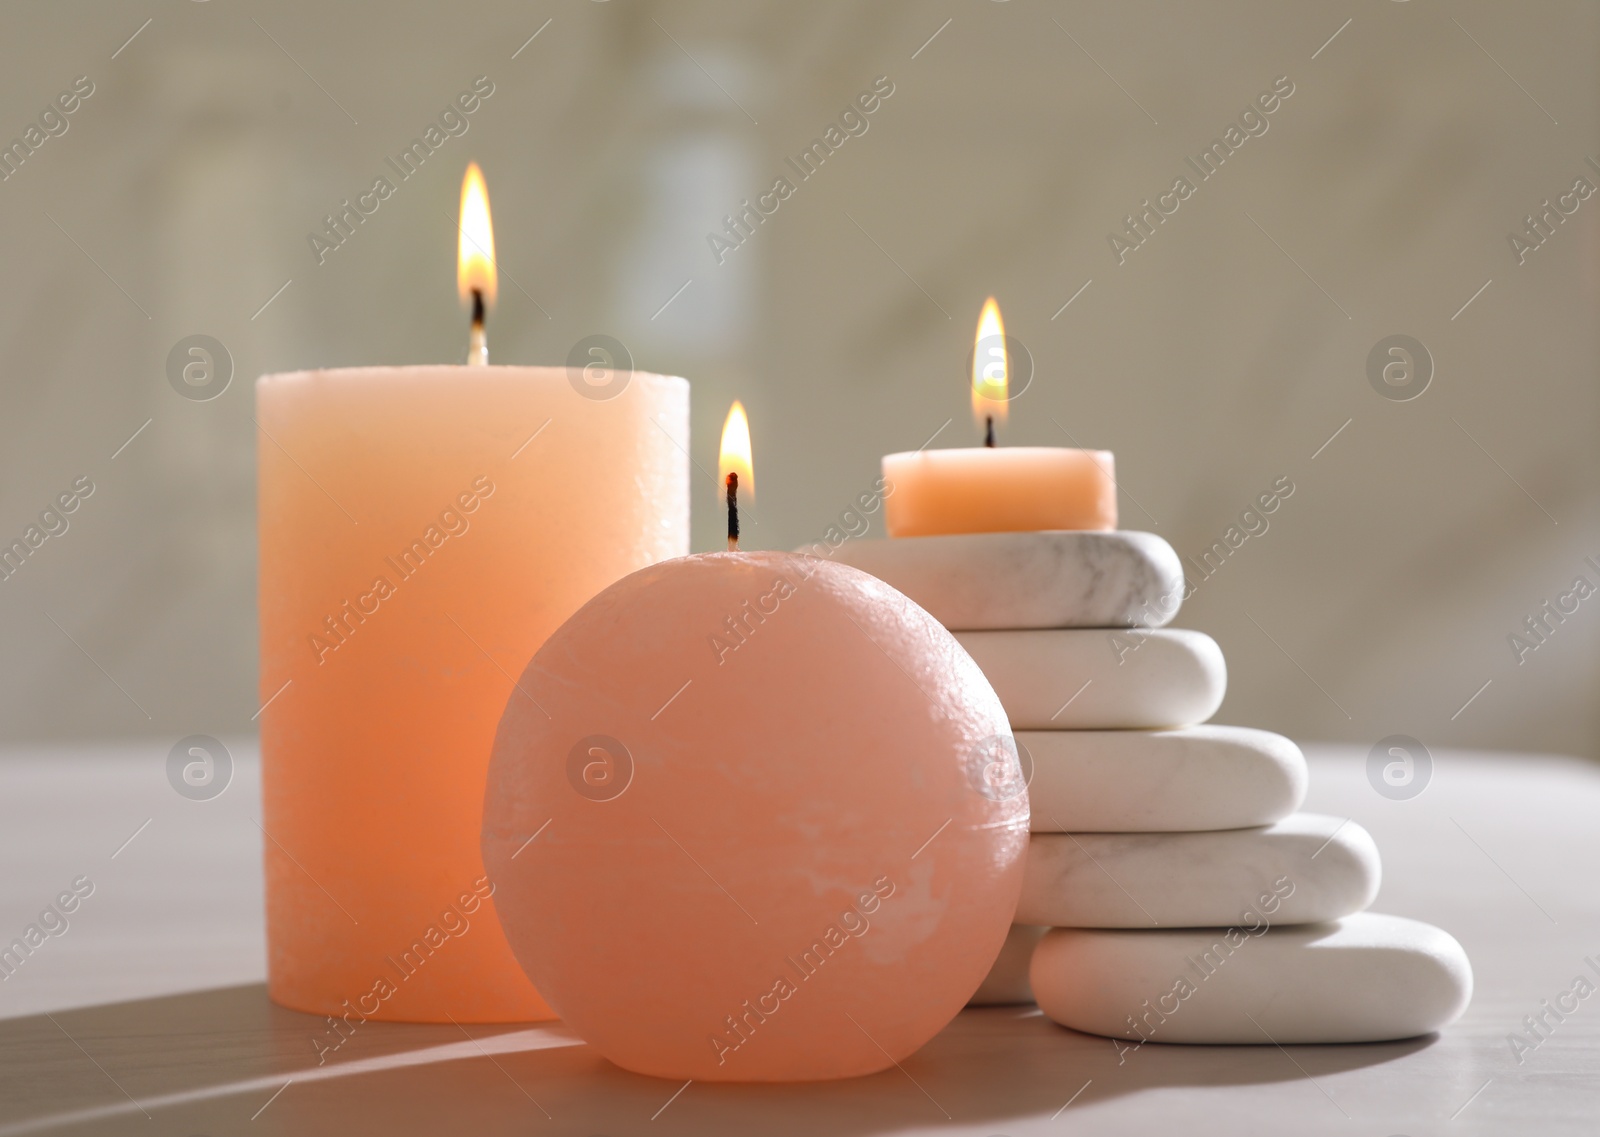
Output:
[
  {"xmin": 257, "ymin": 365, "xmax": 688, "ymax": 1022},
  {"xmin": 882, "ymin": 446, "xmax": 1117, "ymax": 536},
  {"xmin": 881, "ymin": 297, "xmax": 1116, "ymax": 537},
  {"xmin": 481, "ymin": 406, "xmax": 1027, "ymax": 1081},
  {"xmin": 483, "ymin": 551, "xmax": 1027, "ymax": 1080}
]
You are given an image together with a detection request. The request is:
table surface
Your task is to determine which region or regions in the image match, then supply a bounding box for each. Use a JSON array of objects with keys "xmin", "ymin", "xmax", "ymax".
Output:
[{"xmin": 0, "ymin": 740, "xmax": 1596, "ymax": 1136}]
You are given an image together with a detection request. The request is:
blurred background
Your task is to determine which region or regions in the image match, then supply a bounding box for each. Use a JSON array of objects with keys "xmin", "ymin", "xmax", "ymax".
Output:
[{"xmin": 0, "ymin": 0, "xmax": 1595, "ymax": 758}]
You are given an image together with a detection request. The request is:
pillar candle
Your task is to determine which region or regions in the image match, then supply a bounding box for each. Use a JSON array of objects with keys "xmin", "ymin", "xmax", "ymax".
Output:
[{"xmin": 257, "ymin": 365, "xmax": 688, "ymax": 1022}]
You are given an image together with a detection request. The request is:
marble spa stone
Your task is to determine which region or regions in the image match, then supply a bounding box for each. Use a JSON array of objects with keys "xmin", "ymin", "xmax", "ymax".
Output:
[
  {"xmin": 1015, "ymin": 813, "xmax": 1380, "ymax": 929},
  {"xmin": 1030, "ymin": 912, "xmax": 1474, "ymax": 1044},
  {"xmin": 968, "ymin": 924, "xmax": 1048, "ymax": 1006},
  {"xmin": 952, "ymin": 628, "xmax": 1225, "ymax": 730},
  {"xmin": 1021, "ymin": 725, "xmax": 1307, "ymax": 833},
  {"xmin": 821, "ymin": 530, "xmax": 1184, "ymax": 631}
]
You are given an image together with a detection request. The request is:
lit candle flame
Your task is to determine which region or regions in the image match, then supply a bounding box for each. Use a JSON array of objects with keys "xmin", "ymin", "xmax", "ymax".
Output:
[
  {"xmin": 720, "ymin": 401, "xmax": 753, "ymax": 551},
  {"xmin": 719, "ymin": 400, "xmax": 754, "ymax": 503},
  {"xmin": 457, "ymin": 162, "xmax": 497, "ymax": 308},
  {"xmin": 458, "ymin": 163, "xmax": 496, "ymax": 365},
  {"xmin": 971, "ymin": 296, "xmax": 1008, "ymax": 441}
]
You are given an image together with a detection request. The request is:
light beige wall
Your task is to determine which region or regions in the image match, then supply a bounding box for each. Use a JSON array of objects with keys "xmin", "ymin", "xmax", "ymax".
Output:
[{"xmin": 0, "ymin": 0, "xmax": 1594, "ymax": 758}]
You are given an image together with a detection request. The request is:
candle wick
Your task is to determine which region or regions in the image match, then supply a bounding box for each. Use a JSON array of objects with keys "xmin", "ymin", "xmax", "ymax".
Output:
[
  {"xmin": 726, "ymin": 472, "xmax": 740, "ymax": 552},
  {"xmin": 983, "ymin": 415, "xmax": 996, "ymax": 448},
  {"xmin": 468, "ymin": 289, "xmax": 487, "ymax": 366}
]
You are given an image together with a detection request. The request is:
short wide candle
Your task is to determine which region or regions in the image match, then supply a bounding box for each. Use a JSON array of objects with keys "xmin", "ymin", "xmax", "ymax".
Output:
[
  {"xmin": 483, "ymin": 552, "xmax": 1029, "ymax": 1080},
  {"xmin": 882, "ymin": 446, "xmax": 1117, "ymax": 537},
  {"xmin": 257, "ymin": 365, "xmax": 688, "ymax": 1023}
]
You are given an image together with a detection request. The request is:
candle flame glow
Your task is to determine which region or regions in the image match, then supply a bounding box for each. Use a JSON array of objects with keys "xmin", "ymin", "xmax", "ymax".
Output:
[
  {"xmin": 971, "ymin": 296, "xmax": 1008, "ymax": 431},
  {"xmin": 457, "ymin": 162, "xmax": 497, "ymax": 308},
  {"xmin": 719, "ymin": 400, "xmax": 754, "ymax": 503}
]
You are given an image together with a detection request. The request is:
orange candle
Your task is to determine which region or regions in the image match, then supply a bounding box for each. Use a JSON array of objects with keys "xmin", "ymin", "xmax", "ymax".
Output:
[
  {"xmin": 883, "ymin": 298, "xmax": 1116, "ymax": 536},
  {"xmin": 256, "ymin": 166, "xmax": 689, "ymax": 1024},
  {"xmin": 883, "ymin": 446, "xmax": 1116, "ymax": 536}
]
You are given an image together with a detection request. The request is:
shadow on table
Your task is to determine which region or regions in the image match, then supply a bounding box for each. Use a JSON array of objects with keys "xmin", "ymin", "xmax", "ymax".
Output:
[{"xmin": 0, "ymin": 987, "xmax": 1434, "ymax": 1136}]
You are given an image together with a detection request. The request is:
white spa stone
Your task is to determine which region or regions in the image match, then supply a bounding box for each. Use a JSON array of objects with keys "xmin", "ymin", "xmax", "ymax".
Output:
[
  {"xmin": 1021, "ymin": 725, "xmax": 1307, "ymax": 833},
  {"xmin": 1030, "ymin": 912, "xmax": 1474, "ymax": 1044},
  {"xmin": 1016, "ymin": 812, "xmax": 1379, "ymax": 928},
  {"xmin": 952, "ymin": 628, "xmax": 1225, "ymax": 730},
  {"xmin": 821, "ymin": 530, "xmax": 1183, "ymax": 630},
  {"xmin": 968, "ymin": 924, "xmax": 1047, "ymax": 1006}
]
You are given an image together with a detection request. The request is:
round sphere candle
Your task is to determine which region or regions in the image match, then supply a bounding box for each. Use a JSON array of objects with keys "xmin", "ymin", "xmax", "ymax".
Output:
[
  {"xmin": 882, "ymin": 298, "xmax": 1117, "ymax": 537},
  {"xmin": 256, "ymin": 165, "xmax": 690, "ymax": 1023},
  {"xmin": 481, "ymin": 406, "xmax": 1029, "ymax": 1080}
]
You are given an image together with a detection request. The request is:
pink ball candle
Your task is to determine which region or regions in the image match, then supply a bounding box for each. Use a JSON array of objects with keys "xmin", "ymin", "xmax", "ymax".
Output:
[
  {"xmin": 482, "ymin": 408, "xmax": 1028, "ymax": 1081},
  {"xmin": 482, "ymin": 553, "xmax": 1027, "ymax": 1080}
]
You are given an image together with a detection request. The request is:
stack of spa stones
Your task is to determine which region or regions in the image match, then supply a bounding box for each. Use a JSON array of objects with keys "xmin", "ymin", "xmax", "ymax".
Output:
[{"xmin": 830, "ymin": 529, "xmax": 1473, "ymax": 1045}]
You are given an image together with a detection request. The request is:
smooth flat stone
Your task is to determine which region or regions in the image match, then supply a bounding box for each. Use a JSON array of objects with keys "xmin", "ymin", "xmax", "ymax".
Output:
[
  {"xmin": 968, "ymin": 925, "xmax": 1047, "ymax": 1006},
  {"xmin": 1016, "ymin": 813, "xmax": 1379, "ymax": 928},
  {"xmin": 1031, "ymin": 912, "xmax": 1473, "ymax": 1044},
  {"xmin": 953, "ymin": 628, "xmax": 1225, "ymax": 729},
  {"xmin": 1022, "ymin": 725, "xmax": 1307, "ymax": 832},
  {"xmin": 821, "ymin": 531, "xmax": 1183, "ymax": 630}
]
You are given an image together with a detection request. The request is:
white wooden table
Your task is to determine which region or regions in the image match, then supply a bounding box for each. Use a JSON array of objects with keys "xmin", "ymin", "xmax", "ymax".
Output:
[{"xmin": 1, "ymin": 741, "xmax": 1595, "ymax": 1135}]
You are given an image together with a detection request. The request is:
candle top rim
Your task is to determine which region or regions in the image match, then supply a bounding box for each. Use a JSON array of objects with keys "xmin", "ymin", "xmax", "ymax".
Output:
[
  {"xmin": 882, "ymin": 445, "xmax": 1114, "ymax": 460},
  {"xmin": 256, "ymin": 365, "xmax": 689, "ymax": 390}
]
